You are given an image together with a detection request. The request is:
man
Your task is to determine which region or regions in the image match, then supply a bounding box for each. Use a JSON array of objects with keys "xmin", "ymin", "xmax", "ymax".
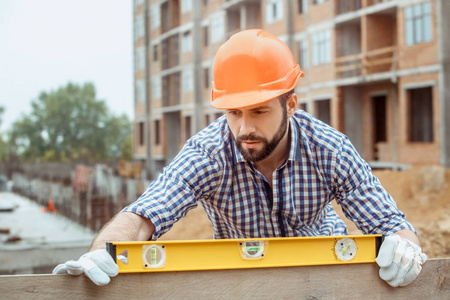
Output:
[{"xmin": 53, "ymin": 29, "xmax": 426, "ymax": 287}]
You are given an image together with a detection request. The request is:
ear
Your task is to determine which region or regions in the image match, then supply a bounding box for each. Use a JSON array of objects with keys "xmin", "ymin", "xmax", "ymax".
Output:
[{"xmin": 287, "ymin": 93, "xmax": 298, "ymax": 117}]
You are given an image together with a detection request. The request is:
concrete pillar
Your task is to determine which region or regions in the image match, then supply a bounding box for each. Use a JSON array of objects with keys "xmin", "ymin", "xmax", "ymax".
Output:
[
  {"xmin": 192, "ymin": 0, "xmax": 203, "ymax": 134},
  {"xmin": 144, "ymin": 1, "xmax": 155, "ymax": 177},
  {"xmin": 437, "ymin": 0, "xmax": 450, "ymax": 167},
  {"xmin": 390, "ymin": 83, "xmax": 398, "ymax": 165},
  {"xmin": 240, "ymin": 5, "xmax": 247, "ymax": 30},
  {"xmin": 285, "ymin": 0, "xmax": 294, "ymax": 51},
  {"xmin": 343, "ymin": 87, "xmax": 364, "ymax": 155}
]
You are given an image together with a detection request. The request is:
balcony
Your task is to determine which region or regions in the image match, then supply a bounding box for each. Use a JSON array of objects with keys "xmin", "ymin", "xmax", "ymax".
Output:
[
  {"xmin": 336, "ymin": 0, "xmax": 361, "ymax": 15},
  {"xmin": 365, "ymin": 0, "xmax": 394, "ymax": 6},
  {"xmin": 335, "ymin": 46, "xmax": 397, "ymax": 78},
  {"xmin": 161, "ymin": 35, "xmax": 180, "ymax": 70},
  {"xmin": 224, "ymin": 0, "xmax": 261, "ymax": 38},
  {"xmin": 161, "ymin": 0, "xmax": 180, "ymax": 34},
  {"xmin": 336, "ymin": 0, "xmax": 395, "ymax": 15},
  {"xmin": 162, "ymin": 72, "xmax": 181, "ymax": 107}
]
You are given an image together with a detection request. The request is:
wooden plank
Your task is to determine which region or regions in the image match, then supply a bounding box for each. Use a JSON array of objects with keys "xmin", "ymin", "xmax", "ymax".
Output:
[
  {"xmin": 1, "ymin": 258, "xmax": 449, "ymax": 299},
  {"xmin": 366, "ymin": 57, "xmax": 394, "ymax": 67},
  {"xmin": 336, "ymin": 63, "xmax": 362, "ymax": 72},
  {"xmin": 366, "ymin": 46, "xmax": 396, "ymax": 58},
  {"xmin": 335, "ymin": 53, "xmax": 363, "ymax": 63}
]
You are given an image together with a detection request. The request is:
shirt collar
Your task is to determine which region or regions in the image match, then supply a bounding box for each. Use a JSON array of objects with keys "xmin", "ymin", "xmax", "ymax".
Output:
[{"xmin": 289, "ymin": 117, "xmax": 302, "ymax": 162}]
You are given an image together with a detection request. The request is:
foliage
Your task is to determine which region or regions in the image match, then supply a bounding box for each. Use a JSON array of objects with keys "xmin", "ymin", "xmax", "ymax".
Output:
[
  {"xmin": 10, "ymin": 82, "xmax": 132, "ymax": 163},
  {"xmin": 0, "ymin": 105, "xmax": 4, "ymax": 126},
  {"xmin": 0, "ymin": 106, "xmax": 7, "ymax": 160}
]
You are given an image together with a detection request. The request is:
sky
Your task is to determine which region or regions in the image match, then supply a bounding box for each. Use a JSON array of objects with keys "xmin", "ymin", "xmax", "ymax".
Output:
[{"xmin": 0, "ymin": 0, "xmax": 133, "ymax": 132}]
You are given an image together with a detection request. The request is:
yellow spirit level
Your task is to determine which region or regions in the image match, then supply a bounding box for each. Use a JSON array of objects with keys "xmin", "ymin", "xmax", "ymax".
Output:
[{"xmin": 107, "ymin": 235, "xmax": 382, "ymax": 273}]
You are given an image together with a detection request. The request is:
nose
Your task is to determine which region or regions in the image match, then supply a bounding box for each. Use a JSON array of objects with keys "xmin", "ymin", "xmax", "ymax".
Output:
[{"xmin": 239, "ymin": 113, "xmax": 256, "ymax": 136}]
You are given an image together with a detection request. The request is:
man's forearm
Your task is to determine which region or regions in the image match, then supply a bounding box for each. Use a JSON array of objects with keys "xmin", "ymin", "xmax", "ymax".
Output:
[
  {"xmin": 395, "ymin": 229, "xmax": 420, "ymax": 247},
  {"xmin": 89, "ymin": 212, "xmax": 155, "ymax": 251}
]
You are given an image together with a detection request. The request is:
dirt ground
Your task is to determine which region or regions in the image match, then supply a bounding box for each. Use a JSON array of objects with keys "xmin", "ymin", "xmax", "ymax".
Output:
[{"xmin": 159, "ymin": 166, "xmax": 450, "ymax": 258}]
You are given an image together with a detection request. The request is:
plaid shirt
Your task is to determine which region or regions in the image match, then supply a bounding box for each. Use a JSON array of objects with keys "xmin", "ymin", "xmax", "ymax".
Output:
[{"xmin": 124, "ymin": 110, "xmax": 414, "ymax": 239}]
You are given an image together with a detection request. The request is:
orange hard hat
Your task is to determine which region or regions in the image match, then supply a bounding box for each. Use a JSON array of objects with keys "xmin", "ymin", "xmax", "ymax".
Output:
[{"xmin": 211, "ymin": 29, "xmax": 304, "ymax": 109}]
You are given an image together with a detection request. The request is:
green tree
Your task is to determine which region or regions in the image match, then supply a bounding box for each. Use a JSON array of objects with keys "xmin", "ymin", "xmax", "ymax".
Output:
[
  {"xmin": 0, "ymin": 106, "xmax": 7, "ymax": 160},
  {"xmin": 0, "ymin": 105, "xmax": 4, "ymax": 126},
  {"xmin": 12, "ymin": 82, "xmax": 132, "ymax": 163}
]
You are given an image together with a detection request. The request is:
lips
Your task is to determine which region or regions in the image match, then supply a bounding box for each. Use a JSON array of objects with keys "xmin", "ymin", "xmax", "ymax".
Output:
[{"xmin": 241, "ymin": 141, "xmax": 261, "ymax": 149}]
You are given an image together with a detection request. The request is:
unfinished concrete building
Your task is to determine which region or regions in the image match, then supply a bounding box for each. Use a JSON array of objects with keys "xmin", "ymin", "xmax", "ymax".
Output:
[{"xmin": 133, "ymin": 0, "xmax": 450, "ymax": 176}]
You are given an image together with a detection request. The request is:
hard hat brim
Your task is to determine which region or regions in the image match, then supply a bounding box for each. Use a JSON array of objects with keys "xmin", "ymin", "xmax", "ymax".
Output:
[{"xmin": 211, "ymin": 89, "xmax": 290, "ymax": 110}]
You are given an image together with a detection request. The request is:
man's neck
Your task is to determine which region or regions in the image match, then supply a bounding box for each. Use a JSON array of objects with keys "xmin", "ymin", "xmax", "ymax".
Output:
[{"xmin": 254, "ymin": 124, "xmax": 291, "ymax": 177}]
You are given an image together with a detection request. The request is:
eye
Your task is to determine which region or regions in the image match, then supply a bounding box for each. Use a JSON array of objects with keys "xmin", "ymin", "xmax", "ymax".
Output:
[
  {"xmin": 253, "ymin": 110, "xmax": 267, "ymax": 115},
  {"xmin": 227, "ymin": 110, "xmax": 241, "ymax": 116}
]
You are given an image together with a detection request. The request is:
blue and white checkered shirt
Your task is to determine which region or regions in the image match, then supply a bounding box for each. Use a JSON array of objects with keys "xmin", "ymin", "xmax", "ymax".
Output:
[{"xmin": 123, "ymin": 110, "xmax": 415, "ymax": 239}]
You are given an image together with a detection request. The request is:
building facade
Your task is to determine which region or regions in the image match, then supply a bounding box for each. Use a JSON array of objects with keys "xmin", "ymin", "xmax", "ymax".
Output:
[{"xmin": 133, "ymin": 0, "xmax": 450, "ymax": 176}]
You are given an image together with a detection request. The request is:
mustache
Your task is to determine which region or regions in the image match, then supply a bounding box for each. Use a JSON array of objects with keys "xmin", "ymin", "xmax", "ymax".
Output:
[{"xmin": 236, "ymin": 134, "xmax": 265, "ymax": 142}]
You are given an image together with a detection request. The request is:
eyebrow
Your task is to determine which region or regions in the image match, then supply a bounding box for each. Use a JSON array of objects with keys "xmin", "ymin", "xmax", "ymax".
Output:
[
  {"xmin": 226, "ymin": 105, "xmax": 271, "ymax": 113},
  {"xmin": 248, "ymin": 106, "xmax": 270, "ymax": 111}
]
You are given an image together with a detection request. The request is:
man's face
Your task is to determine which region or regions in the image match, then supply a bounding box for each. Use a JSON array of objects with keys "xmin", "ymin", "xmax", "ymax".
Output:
[{"xmin": 226, "ymin": 98, "xmax": 289, "ymax": 162}]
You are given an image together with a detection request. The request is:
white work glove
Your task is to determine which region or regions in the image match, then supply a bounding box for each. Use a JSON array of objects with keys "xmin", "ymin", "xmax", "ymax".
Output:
[
  {"xmin": 52, "ymin": 249, "xmax": 119, "ymax": 286},
  {"xmin": 375, "ymin": 234, "xmax": 427, "ymax": 287}
]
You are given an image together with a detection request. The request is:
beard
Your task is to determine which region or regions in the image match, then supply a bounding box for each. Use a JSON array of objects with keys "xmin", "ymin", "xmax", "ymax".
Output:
[{"xmin": 234, "ymin": 107, "xmax": 288, "ymax": 162}]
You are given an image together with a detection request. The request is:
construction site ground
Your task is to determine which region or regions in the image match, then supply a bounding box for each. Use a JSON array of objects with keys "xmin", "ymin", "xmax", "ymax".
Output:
[{"xmin": 159, "ymin": 165, "xmax": 450, "ymax": 258}]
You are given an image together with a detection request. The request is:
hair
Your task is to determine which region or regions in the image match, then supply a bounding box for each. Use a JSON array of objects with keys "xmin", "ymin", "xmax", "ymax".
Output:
[{"xmin": 278, "ymin": 89, "xmax": 294, "ymax": 108}]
